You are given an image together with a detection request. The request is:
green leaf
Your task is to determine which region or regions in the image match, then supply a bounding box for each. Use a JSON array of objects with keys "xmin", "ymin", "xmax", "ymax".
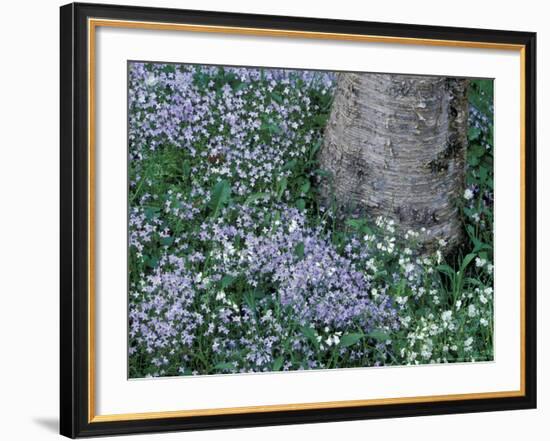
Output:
[
  {"xmin": 366, "ymin": 330, "xmax": 391, "ymax": 342},
  {"xmin": 272, "ymin": 356, "xmax": 284, "ymax": 371},
  {"xmin": 294, "ymin": 242, "xmax": 305, "ymax": 260},
  {"xmin": 309, "ymin": 140, "xmax": 322, "ymax": 160},
  {"xmin": 468, "ymin": 127, "xmax": 481, "ymax": 141},
  {"xmin": 362, "ymin": 224, "xmax": 373, "ymax": 235},
  {"xmin": 243, "ymin": 291, "xmax": 256, "ymax": 311},
  {"xmin": 182, "ymin": 160, "xmax": 191, "ymax": 179},
  {"xmin": 233, "ymin": 82, "xmax": 247, "ymax": 93},
  {"xmin": 271, "ymin": 92, "xmax": 284, "ymax": 105},
  {"xmin": 220, "ymin": 275, "xmax": 236, "ymax": 289},
  {"xmin": 160, "ymin": 236, "xmax": 174, "ymax": 246},
  {"xmin": 465, "ymin": 224, "xmax": 476, "ymax": 240},
  {"xmin": 339, "ymin": 333, "xmax": 364, "ymax": 348},
  {"xmin": 478, "ymin": 166, "xmax": 488, "ymax": 184},
  {"xmin": 468, "ymin": 155, "xmax": 480, "ymax": 167},
  {"xmin": 464, "ymin": 277, "xmax": 484, "ymax": 287},
  {"xmin": 162, "ymin": 64, "xmax": 176, "ymax": 74},
  {"xmin": 269, "ymin": 211, "xmax": 281, "ymax": 232},
  {"xmin": 346, "ymin": 219, "xmax": 364, "ymax": 230},
  {"xmin": 214, "ymin": 362, "xmax": 235, "ymax": 371},
  {"xmin": 209, "ymin": 180, "xmax": 231, "ymax": 217},
  {"xmin": 313, "ymin": 169, "xmax": 332, "ymax": 178},
  {"xmin": 373, "ymin": 269, "xmax": 388, "ymax": 280},
  {"xmin": 313, "ymin": 114, "xmax": 328, "ymax": 127},
  {"xmin": 276, "ymin": 177, "xmax": 288, "ymax": 200},
  {"xmin": 295, "ymin": 198, "xmax": 306, "ymax": 211},
  {"xmin": 260, "ymin": 119, "xmax": 282, "ymax": 135},
  {"xmin": 245, "ymin": 192, "xmax": 270, "ymax": 206},
  {"xmin": 282, "ymin": 159, "xmax": 298, "ymax": 172},
  {"xmin": 396, "ymin": 278, "xmax": 407, "ymax": 297},
  {"xmin": 301, "ymin": 326, "xmax": 319, "ymax": 349},
  {"xmin": 300, "ymin": 180, "xmax": 311, "ymax": 194},
  {"xmin": 146, "ymin": 255, "xmax": 159, "ymax": 269},
  {"xmin": 345, "ymin": 218, "xmax": 373, "ymax": 235},
  {"xmin": 437, "ymin": 264, "xmax": 456, "ymax": 278},
  {"xmin": 460, "ymin": 253, "xmax": 477, "ymax": 273},
  {"xmin": 144, "ymin": 206, "xmax": 160, "ymax": 220},
  {"xmin": 473, "ymin": 242, "xmax": 492, "ymax": 253},
  {"xmin": 470, "ymin": 144, "xmax": 486, "ymax": 158}
]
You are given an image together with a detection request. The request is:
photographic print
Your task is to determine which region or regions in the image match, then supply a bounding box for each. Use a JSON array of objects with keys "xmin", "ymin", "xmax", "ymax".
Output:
[
  {"xmin": 60, "ymin": 5, "xmax": 536, "ymax": 436},
  {"xmin": 127, "ymin": 62, "xmax": 495, "ymax": 378}
]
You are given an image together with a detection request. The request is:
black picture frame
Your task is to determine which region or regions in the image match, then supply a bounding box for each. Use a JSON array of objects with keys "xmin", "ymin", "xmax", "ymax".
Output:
[{"xmin": 60, "ymin": 2, "xmax": 537, "ymax": 438}]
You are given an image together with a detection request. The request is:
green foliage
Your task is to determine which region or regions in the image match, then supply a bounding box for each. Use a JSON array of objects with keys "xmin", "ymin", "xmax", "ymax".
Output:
[
  {"xmin": 128, "ymin": 68, "xmax": 494, "ymax": 377},
  {"xmin": 339, "ymin": 333, "xmax": 364, "ymax": 348},
  {"xmin": 209, "ymin": 180, "xmax": 231, "ymax": 217}
]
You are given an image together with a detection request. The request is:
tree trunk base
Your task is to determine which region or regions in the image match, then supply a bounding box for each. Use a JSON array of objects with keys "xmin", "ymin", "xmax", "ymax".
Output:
[{"xmin": 318, "ymin": 73, "xmax": 469, "ymax": 254}]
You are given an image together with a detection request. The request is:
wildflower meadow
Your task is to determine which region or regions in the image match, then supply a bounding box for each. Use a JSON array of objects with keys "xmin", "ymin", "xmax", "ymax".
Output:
[{"xmin": 128, "ymin": 62, "xmax": 494, "ymax": 378}]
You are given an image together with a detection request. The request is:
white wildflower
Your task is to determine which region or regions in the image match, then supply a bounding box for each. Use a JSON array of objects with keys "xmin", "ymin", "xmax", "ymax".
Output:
[
  {"xmin": 145, "ymin": 74, "xmax": 157, "ymax": 87},
  {"xmin": 475, "ymin": 257, "xmax": 486, "ymax": 268},
  {"xmin": 421, "ymin": 346, "xmax": 432, "ymax": 359},
  {"xmin": 396, "ymin": 296, "xmax": 408, "ymax": 306},
  {"xmin": 288, "ymin": 219, "xmax": 299, "ymax": 233}
]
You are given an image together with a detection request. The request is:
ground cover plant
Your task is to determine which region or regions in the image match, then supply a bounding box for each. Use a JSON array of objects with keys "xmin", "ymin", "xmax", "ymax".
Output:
[{"xmin": 128, "ymin": 62, "xmax": 494, "ymax": 378}]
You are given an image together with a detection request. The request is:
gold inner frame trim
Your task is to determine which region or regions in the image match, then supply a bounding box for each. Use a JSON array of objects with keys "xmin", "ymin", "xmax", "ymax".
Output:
[{"xmin": 87, "ymin": 17, "xmax": 527, "ymax": 424}]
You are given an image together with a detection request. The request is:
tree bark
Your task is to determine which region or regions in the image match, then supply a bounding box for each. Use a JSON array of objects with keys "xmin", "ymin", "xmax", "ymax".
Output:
[{"xmin": 319, "ymin": 73, "xmax": 469, "ymax": 252}]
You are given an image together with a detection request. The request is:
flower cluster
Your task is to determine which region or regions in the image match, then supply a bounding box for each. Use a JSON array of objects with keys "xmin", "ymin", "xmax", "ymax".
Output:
[{"xmin": 128, "ymin": 62, "xmax": 494, "ymax": 378}]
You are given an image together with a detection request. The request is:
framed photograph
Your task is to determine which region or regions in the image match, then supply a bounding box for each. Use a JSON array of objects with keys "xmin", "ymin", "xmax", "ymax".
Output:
[{"xmin": 60, "ymin": 2, "xmax": 536, "ymax": 438}]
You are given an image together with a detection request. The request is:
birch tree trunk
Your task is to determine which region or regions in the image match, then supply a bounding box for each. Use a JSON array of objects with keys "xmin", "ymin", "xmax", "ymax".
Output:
[{"xmin": 319, "ymin": 73, "xmax": 469, "ymax": 252}]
